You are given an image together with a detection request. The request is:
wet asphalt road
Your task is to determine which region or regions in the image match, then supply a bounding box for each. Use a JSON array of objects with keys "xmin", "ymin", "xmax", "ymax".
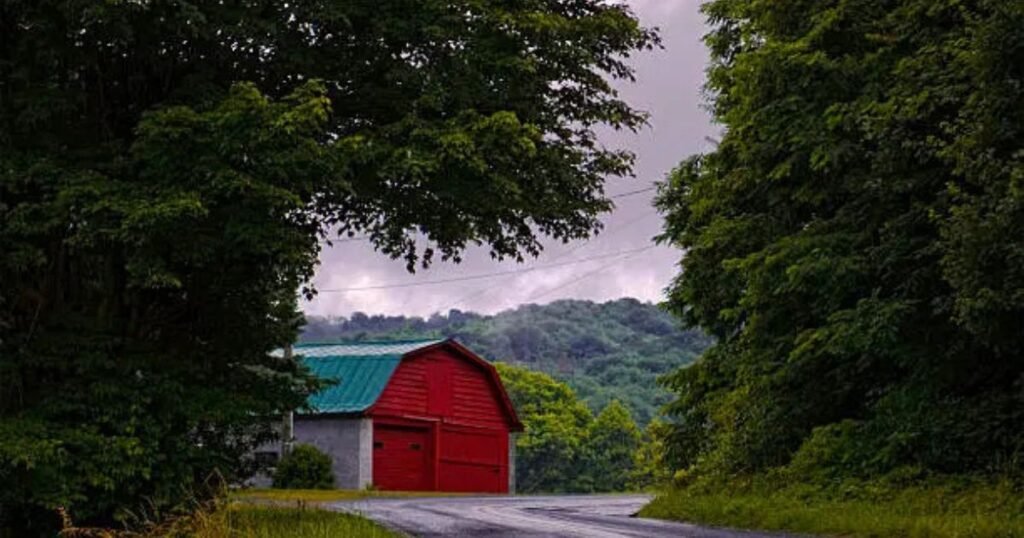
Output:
[{"xmin": 330, "ymin": 494, "xmax": 786, "ymax": 537}]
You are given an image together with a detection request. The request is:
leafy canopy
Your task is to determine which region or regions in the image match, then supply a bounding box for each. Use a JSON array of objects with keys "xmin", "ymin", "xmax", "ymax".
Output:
[
  {"xmin": 496, "ymin": 362, "xmax": 656, "ymax": 493},
  {"xmin": 496, "ymin": 362, "xmax": 595, "ymax": 493},
  {"xmin": 0, "ymin": 0, "xmax": 656, "ymax": 532},
  {"xmin": 657, "ymin": 0, "xmax": 1024, "ymax": 479},
  {"xmin": 584, "ymin": 400, "xmax": 641, "ymax": 493}
]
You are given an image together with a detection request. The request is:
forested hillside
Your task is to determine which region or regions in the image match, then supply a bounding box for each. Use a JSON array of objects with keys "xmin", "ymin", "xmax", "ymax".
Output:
[{"xmin": 302, "ymin": 299, "xmax": 710, "ymax": 423}]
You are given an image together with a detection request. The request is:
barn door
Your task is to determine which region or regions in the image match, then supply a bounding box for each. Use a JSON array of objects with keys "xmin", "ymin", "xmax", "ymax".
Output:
[
  {"xmin": 438, "ymin": 426, "xmax": 507, "ymax": 493},
  {"xmin": 373, "ymin": 425, "xmax": 432, "ymax": 491}
]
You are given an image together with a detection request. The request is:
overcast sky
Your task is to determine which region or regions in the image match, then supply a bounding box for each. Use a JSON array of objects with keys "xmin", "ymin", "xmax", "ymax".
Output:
[{"xmin": 305, "ymin": 1, "xmax": 714, "ymax": 318}]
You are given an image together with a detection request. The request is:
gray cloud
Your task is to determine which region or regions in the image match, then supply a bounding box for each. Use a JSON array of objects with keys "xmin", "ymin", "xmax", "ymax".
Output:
[{"xmin": 304, "ymin": 0, "xmax": 713, "ymax": 318}]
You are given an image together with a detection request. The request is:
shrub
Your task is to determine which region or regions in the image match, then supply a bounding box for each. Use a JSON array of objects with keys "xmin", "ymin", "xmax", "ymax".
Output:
[{"xmin": 272, "ymin": 445, "xmax": 334, "ymax": 490}]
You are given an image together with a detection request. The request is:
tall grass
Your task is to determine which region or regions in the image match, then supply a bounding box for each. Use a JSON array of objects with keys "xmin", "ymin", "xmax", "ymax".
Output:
[
  {"xmin": 223, "ymin": 505, "xmax": 397, "ymax": 538},
  {"xmin": 641, "ymin": 477, "xmax": 1024, "ymax": 538},
  {"xmin": 57, "ymin": 501, "xmax": 397, "ymax": 538},
  {"xmin": 234, "ymin": 488, "xmax": 463, "ymax": 504}
]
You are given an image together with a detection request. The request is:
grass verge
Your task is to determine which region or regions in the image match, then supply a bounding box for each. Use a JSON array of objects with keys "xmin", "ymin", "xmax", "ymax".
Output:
[
  {"xmin": 234, "ymin": 488, "xmax": 462, "ymax": 504},
  {"xmin": 641, "ymin": 478, "xmax": 1024, "ymax": 538},
  {"xmin": 222, "ymin": 504, "xmax": 398, "ymax": 538},
  {"xmin": 58, "ymin": 499, "xmax": 398, "ymax": 537}
]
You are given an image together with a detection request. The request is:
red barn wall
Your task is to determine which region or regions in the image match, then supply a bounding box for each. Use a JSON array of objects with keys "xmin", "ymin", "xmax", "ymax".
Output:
[
  {"xmin": 370, "ymin": 347, "xmax": 513, "ymax": 493},
  {"xmin": 372, "ymin": 355, "xmax": 431, "ymax": 417}
]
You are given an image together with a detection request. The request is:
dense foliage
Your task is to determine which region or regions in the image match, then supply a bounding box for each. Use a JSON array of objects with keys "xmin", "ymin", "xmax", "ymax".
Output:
[
  {"xmin": 495, "ymin": 362, "xmax": 594, "ymax": 492},
  {"xmin": 584, "ymin": 400, "xmax": 642, "ymax": 492},
  {"xmin": 0, "ymin": 1, "xmax": 656, "ymax": 532},
  {"xmin": 657, "ymin": 0, "xmax": 1024, "ymax": 482},
  {"xmin": 272, "ymin": 445, "xmax": 335, "ymax": 490},
  {"xmin": 495, "ymin": 363, "xmax": 657, "ymax": 493},
  {"xmin": 629, "ymin": 418, "xmax": 673, "ymax": 490},
  {"xmin": 303, "ymin": 298, "xmax": 710, "ymax": 424}
]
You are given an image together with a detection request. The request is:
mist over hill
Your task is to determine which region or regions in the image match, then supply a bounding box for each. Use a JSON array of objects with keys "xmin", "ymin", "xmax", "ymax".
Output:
[{"xmin": 301, "ymin": 298, "xmax": 711, "ymax": 423}]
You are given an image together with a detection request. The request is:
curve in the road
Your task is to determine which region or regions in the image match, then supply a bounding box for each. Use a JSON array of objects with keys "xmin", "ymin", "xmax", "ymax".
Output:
[{"xmin": 330, "ymin": 494, "xmax": 789, "ymax": 538}]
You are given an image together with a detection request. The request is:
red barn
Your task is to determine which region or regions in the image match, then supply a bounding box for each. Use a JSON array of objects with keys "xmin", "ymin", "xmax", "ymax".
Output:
[{"xmin": 281, "ymin": 339, "xmax": 522, "ymax": 493}]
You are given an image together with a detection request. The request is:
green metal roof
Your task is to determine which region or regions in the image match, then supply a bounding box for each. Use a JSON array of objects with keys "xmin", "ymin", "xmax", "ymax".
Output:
[{"xmin": 295, "ymin": 340, "xmax": 444, "ymax": 414}]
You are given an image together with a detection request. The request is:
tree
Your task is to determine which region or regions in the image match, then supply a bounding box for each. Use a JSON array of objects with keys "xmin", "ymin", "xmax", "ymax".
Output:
[
  {"xmin": 0, "ymin": 1, "xmax": 656, "ymax": 532},
  {"xmin": 585, "ymin": 400, "xmax": 640, "ymax": 492},
  {"xmin": 629, "ymin": 418, "xmax": 672, "ymax": 490},
  {"xmin": 496, "ymin": 363, "xmax": 648, "ymax": 493},
  {"xmin": 657, "ymin": 0, "xmax": 1024, "ymax": 480},
  {"xmin": 495, "ymin": 362, "xmax": 594, "ymax": 493}
]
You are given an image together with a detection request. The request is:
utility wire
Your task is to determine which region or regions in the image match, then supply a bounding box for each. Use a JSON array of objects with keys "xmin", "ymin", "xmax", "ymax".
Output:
[
  {"xmin": 519, "ymin": 246, "xmax": 657, "ymax": 305},
  {"xmin": 317, "ymin": 245, "xmax": 655, "ymax": 292},
  {"xmin": 610, "ymin": 186, "xmax": 656, "ymax": 199},
  {"xmin": 437, "ymin": 211, "xmax": 659, "ymax": 312}
]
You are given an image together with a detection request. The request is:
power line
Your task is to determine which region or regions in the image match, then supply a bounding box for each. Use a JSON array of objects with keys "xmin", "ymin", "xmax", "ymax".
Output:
[
  {"xmin": 317, "ymin": 246, "xmax": 655, "ymax": 293},
  {"xmin": 437, "ymin": 211, "xmax": 659, "ymax": 312},
  {"xmin": 520, "ymin": 247, "xmax": 657, "ymax": 305},
  {"xmin": 610, "ymin": 186, "xmax": 656, "ymax": 199}
]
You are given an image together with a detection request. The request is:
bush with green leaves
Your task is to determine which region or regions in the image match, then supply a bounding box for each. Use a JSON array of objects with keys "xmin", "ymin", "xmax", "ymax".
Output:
[{"xmin": 272, "ymin": 445, "xmax": 334, "ymax": 490}]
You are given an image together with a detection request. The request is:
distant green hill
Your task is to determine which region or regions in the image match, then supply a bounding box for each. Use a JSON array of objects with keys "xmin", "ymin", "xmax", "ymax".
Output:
[{"xmin": 301, "ymin": 298, "xmax": 711, "ymax": 424}]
